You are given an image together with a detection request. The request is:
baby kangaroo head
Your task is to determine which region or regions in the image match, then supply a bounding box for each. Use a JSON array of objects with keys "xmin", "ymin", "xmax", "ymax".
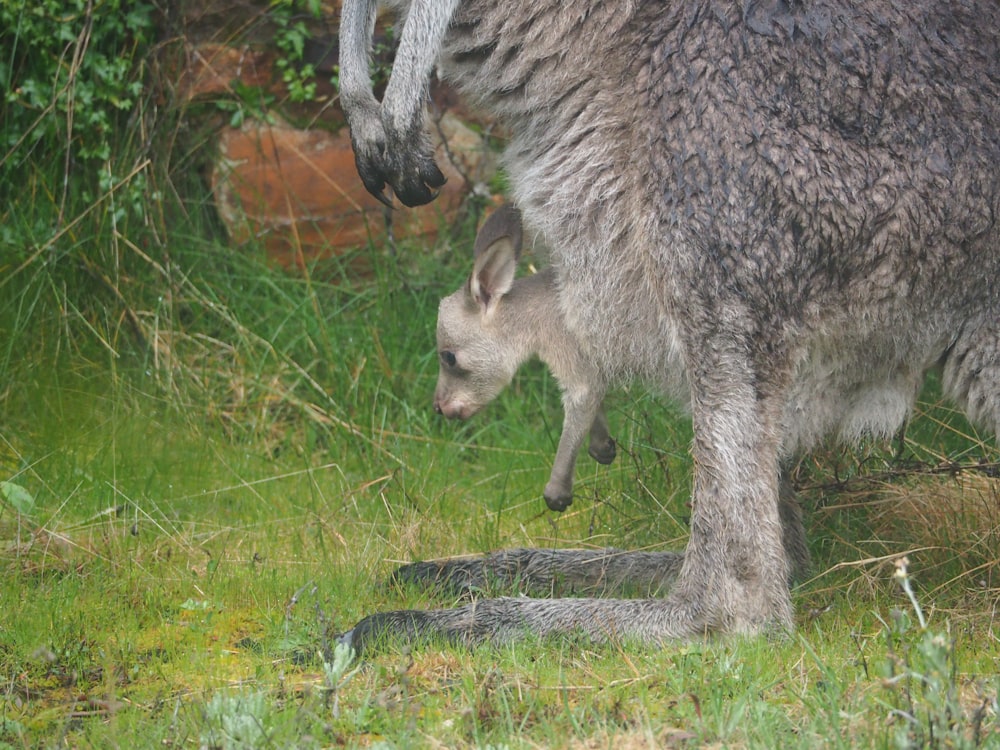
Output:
[{"xmin": 434, "ymin": 205, "xmax": 527, "ymax": 420}]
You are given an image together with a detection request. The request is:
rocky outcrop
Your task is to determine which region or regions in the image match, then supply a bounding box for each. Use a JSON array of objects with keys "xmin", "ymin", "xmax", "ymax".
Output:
[
  {"xmin": 166, "ymin": 1, "xmax": 497, "ymax": 269},
  {"xmin": 211, "ymin": 111, "xmax": 493, "ymax": 269}
]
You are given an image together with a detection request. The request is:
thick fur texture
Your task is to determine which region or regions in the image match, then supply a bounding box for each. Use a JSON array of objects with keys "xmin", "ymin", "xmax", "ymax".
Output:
[{"xmin": 338, "ymin": 0, "xmax": 1000, "ymax": 652}]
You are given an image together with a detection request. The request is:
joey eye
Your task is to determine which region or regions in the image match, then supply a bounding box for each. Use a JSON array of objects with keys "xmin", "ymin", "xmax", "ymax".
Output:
[{"xmin": 440, "ymin": 350, "xmax": 457, "ymax": 368}]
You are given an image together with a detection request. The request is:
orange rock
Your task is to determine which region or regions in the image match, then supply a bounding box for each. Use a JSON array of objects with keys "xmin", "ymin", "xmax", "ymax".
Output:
[
  {"xmin": 173, "ymin": 43, "xmax": 273, "ymax": 102},
  {"xmin": 211, "ymin": 114, "xmax": 494, "ymax": 270}
]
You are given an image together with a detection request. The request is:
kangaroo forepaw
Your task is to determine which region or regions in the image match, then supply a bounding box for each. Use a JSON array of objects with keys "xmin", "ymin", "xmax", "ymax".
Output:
[{"xmin": 350, "ymin": 123, "xmax": 446, "ymax": 207}]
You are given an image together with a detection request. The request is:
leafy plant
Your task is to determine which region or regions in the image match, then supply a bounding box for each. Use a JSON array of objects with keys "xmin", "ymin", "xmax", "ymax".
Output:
[
  {"xmin": 200, "ymin": 691, "xmax": 273, "ymax": 750},
  {"xmin": 1, "ymin": 0, "xmax": 153, "ymax": 169},
  {"xmin": 0, "ymin": 0, "xmax": 179, "ymax": 378},
  {"xmin": 877, "ymin": 558, "xmax": 996, "ymax": 749},
  {"xmin": 214, "ymin": 81, "xmax": 278, "ymax": 128},
  {"xmin": 270, "ymin": 0, "xmax": 323, "ymax": 103},
  {"xmin": 0, "ymin": 481, "xmax": 34, "ymax": 517},
  {"xmin": 321, "ymin": 640, "xmax": 361, "ymax": 717},
  {"xmin": 369, "ymin": 24, "xmax": 397, "ymax": 92}
]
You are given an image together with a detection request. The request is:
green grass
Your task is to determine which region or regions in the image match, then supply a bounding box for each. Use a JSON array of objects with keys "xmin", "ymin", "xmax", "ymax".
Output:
[
  {"xmin": 2, "ymin": 230, "xmax": 999, "ymax": 749},
  {"xmin": 1, "ymin": 148, "xmax": 999, "ymax": 748}
]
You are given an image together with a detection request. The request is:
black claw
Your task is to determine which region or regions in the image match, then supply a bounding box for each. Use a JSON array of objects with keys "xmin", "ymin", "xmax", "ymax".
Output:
[
  {"xmin": 356, "ymin": 160, "xmax": 392, "ymax": 207},
  {"xmin": 425, "ymin": 162, "xmax": 446, "ymax": 190},
  {"xmin": 373, "ymin": 188, "xmax": 395, "ymax": 208},
  {"xmin": 396, "ymin": 188, "xmax": 426, "ymax": 208},
  {"xmin": 395, "ymin": 176, "xmax": 445, "ymax": 208}
]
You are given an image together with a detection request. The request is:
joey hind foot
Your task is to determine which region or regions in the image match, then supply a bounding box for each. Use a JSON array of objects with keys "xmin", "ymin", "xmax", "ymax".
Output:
[
  {"xmin": 543, "ymin": 479, "xmax": 573, "ymax": 512},
  {"xmin": 588, "ymin": 436, "xmax": 616, "ymax": 465}
]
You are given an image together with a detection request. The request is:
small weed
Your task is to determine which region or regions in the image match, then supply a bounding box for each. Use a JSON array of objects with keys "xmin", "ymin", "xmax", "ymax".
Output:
[
  {"xmin": 877, "ymin": 557, "xmax": 999, "ymax": 749},
  {"xmin": 320, "ymin": 640, "xmax": 361, "ymax": 717},
  {"xmin": 199, "ymin": 690, "xmax": 273, "ymax": 750},
  {"xmin": 0, "ymin": 480, "xmax": 34, "ymax": 517}
]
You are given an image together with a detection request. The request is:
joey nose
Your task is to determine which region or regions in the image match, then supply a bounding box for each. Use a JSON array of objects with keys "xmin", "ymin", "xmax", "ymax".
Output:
[
  {"xmin": 434, "ymin": 397, "xmax": 468, "ymax": 420},
  {"xmin": 432, "ymin": 388, "xmax": 444, "ymax": 415}
]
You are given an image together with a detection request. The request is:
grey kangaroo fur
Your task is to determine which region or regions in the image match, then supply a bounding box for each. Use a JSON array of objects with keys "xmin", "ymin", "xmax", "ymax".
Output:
[
  {"xmin": 434, "ymin": 204, "xmax": 618, "ymax": 513},
  {"xmin": 338, "ymin": 0, "xmax": 1000, "ymax": 653}
]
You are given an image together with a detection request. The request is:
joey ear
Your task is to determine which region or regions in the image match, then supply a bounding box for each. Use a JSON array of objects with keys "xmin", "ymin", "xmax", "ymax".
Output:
[
  {"xmin": 469, "ymin": 237, "xmax": 518, "ymax": 314},
  {"xmin": 469, "ymin": 205, "xmax": 523, "ymax": 315},
  {"xmin": 473, "ymin": 204, "xmax": 523, "ymax": 261}
]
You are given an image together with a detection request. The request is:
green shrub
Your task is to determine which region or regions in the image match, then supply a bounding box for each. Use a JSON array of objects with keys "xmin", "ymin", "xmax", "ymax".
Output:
[{"xmin": 1, "ymin": 0, "xmax": 153, "ymax": 171}]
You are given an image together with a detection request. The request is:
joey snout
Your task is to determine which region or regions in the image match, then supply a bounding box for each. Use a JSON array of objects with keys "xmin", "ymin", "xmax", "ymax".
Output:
[
  {"xmin": 433, "ymin": 398, "xmax": 464, "ymax": 419},
  {"xmin": 433, "ymin": 388, "xmax": 479, "ymax": 420}
]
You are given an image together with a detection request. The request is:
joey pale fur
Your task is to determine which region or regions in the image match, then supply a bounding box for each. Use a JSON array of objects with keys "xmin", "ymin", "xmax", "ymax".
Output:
[
  {"xmin": 434, "ymin": 205, "xmax": 617, "ymax": 512},
  {"xmin": 338, "ymin": 0, "xmax": 1000, "ymax": 651}
]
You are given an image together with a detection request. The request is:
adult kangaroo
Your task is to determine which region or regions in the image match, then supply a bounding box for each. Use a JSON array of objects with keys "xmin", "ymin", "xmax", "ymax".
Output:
[{"xmin": 337, "ymin": 0, "xmax": 1000, "ymax": 652}]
